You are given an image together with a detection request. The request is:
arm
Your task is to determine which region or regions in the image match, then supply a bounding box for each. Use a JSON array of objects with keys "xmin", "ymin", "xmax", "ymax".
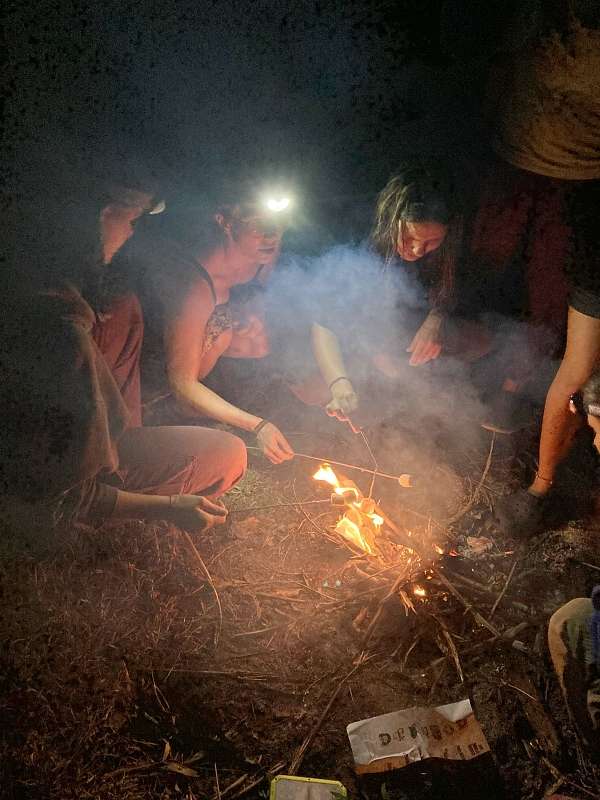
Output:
[
  {"xmin": 111, "ymin": 489, "xmax": 227, "ymax": 531},
  {"xmin": 311, "ymin": 322, "xmax": 358, "ymax": 420},
  {"xmin": 165, "ymin": 281, "xmax": 293, "ymax": 463},
  {"xmin": 165, "ymin": 281, "xmax": 262, "ymax": 431}
]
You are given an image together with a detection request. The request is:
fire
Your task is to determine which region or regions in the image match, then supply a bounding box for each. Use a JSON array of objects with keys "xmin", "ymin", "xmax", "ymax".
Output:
[
  {"xmin": 336, "ymin": 516, "xmax": 373, "ymax": 554},
  {"xmin": 313, "ymin": 464, "xmax": 339, "ymax": 487},
  {"xmin": 413, "ymin": 586, "xmax": 427, "ymax": 597},
  {"xmin": 313, "ymin": 463, "xmax": 383, "ymax": 554}
]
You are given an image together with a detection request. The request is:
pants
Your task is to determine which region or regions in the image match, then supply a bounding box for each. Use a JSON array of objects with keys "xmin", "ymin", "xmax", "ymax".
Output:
[
  {"xmin": 548, "ymin": 598, "xmax": 600, "ymax": 747},
  {"xmin": 114, "ymin": 426, "xmax": 247, "ymax": 499}
]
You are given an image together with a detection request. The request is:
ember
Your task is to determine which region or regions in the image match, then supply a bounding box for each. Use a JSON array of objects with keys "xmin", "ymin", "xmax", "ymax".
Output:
[{"xmin": 313, "ymin": 463, "xmax": 384, "ymax": 554}]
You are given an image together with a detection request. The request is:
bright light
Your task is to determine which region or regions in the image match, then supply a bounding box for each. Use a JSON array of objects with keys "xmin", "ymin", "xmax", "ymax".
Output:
[
  {"xmin": 264, "ymin": 196, "xmax": 291, "ymax": 213},
  {"xmin": 313, "ymin": 464, "xmax": 339, "ymax": 487}
]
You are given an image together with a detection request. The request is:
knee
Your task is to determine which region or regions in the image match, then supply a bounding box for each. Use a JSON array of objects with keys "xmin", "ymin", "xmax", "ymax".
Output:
[{"xmin": 221, "ymin": 432, "xmax": 248, "ymax": 477}]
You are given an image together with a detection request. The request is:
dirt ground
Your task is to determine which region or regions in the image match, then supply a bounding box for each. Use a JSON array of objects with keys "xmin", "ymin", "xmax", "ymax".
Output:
[{"xmin": 2, "ymin": 389, "xmax": 600, "ymax": 800}]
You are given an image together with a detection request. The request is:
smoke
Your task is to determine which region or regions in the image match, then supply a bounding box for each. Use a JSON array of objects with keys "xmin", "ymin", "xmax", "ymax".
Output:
[{"xmin": 259, "ymin": 239, "xmax": 559, "ymax": 513}]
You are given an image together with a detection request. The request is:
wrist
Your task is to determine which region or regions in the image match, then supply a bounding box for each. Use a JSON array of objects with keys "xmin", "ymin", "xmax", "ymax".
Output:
[
  {"xmin": 253, "ymin": 418, "xmax": 270, "ymax": 436},
  {"xmin": 328, "ymin": 376, "xmax": 352, "ymax": 391}
]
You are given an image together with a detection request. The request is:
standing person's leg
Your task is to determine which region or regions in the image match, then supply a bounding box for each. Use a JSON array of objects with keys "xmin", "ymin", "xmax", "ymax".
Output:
[
  {"xmin": 93, "ymin": 293, "xmax": 144, "ymax": 426},
  {"xmin": 529, "ymin": 308, "xmax": 600, "ymax": 496},
  {"xmin": 116, "ymin": 426, "xmax": 247, "ymax": 499}
]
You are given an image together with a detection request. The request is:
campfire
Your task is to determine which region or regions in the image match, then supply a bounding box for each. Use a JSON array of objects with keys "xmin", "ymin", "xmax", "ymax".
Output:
[{"xmin": 313, "ymin": 463, "xmax": 385, "ymax": 555}]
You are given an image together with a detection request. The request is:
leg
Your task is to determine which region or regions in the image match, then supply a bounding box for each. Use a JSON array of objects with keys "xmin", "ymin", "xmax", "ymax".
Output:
[
  {"xmin": 116, "ymin": 426, "xmax": 247, "ymax": 498},
  {"xmin": 530, "ymin": 307, "xmax": 600, "ymax": 495}
]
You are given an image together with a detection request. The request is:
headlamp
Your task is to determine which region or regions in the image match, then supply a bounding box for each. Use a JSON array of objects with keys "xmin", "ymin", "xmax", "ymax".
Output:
[{"xmin": 262, "ymin": 194, "xmax": 292, "ymax": 214}]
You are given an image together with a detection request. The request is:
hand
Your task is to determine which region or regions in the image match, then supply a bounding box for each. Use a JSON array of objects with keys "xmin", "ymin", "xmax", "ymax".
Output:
[
  {"xmin": 326, "ymin": 378, "xmax": 359, "ymax": 423},
  {"xmin": 225, "ymin": 314, "xmax": 270, "ymax": 358},
  {"xmin": 256, "ymin": 422, "xmax": 294, "ymax": 464},
  {"xmin": 407, "ymin": 311, "xmax": 444, "ymax": 366},
  {"xmin": 167, "ymin": 494, "xmax": 228, "ymax": 532}
]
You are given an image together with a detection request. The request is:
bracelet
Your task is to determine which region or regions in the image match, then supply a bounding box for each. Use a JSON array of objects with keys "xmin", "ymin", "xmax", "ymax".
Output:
[
  {"xmin": 535, "ymin": 471, "xmax": 553, "ymax": 486},
  {"xmin": 329, "ymin": 376, "xmax": 351, "ymax": 391},
  {"xmin": 253, "ymin": 418, "xmax": 270, "ymax": 436}
]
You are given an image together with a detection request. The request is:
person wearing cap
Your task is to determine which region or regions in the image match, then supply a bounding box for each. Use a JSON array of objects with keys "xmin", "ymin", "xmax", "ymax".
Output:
[
  {"xmin": 0, "ymin": 164, "xmax": 247, "ymax": 532},
  {"xmin": 115, "ymin": 188, "xmax": 295, "ymax": 465}
]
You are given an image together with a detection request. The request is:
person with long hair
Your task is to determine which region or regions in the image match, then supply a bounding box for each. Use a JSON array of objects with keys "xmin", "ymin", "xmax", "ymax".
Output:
[
  {"xmin": 309, "ymin": 161, "xmax": 490, "ymax": 424},
  {"xmin": 1, "ymin": 155, "xmax": 246, "ymax": 532},
  {"xmin": 115, "ymin": 183, "xmax": 295, "ymax": 464}
]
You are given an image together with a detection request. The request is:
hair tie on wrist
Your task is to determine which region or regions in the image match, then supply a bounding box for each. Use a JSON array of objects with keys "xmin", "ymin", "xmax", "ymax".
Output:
[
  {"xmin": 329, "ymin": 376, "xmax": 350, "ymax": 391},
  {"xmin": 253, "ymin": 419, "xmax": 270, "ymax": 436}
]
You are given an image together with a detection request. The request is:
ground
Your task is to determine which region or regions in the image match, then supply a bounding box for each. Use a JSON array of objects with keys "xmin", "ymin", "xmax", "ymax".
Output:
[{"xmin": 1, "ymin": 395, "xmax": 600, "ymax": 800}]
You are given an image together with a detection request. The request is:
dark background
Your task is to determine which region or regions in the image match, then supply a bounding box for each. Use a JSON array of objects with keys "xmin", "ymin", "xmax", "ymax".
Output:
[{"xmin": 5, "ymin": 0, "xmax": 510, "ymax": 235}]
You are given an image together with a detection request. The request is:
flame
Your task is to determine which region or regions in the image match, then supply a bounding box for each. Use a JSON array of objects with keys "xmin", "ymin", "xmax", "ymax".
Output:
[
  {"xmin": 433, "ymin": 544, "xmax": 444, "ymax": 555},
  {"xmin": 336, "ymin": 517, "xmax": 373, "ymax": 554},
  {"xmin": 413, "ymin": 586, "xmax": 427, "ymax": 597},
  {"xmin": 313, "ymin": 464, "xmax": 339, "ymax": 487},
  {"xmin": 313, "ymin": 463, "xmax": 384, "ymax": 555}
]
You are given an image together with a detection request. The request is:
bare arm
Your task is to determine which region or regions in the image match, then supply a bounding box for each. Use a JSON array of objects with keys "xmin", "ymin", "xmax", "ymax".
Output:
[
  {"xmin": 311, "ymin": 322, "xmax": 358, "ymax": 420},
  {"xmin": 164, "ymin": 281, "xmax": 262, "ymax": 431},
  {"xmin": 112, "ymin": 489, "xmax": 227, "ymax": 532},
  {"xmin": 164, "ymin": 280, "xmax": 293, "ymax": 462},
  {"xmin": 311, "ymin": 322, "xmax": 350, "ymax": 386}
]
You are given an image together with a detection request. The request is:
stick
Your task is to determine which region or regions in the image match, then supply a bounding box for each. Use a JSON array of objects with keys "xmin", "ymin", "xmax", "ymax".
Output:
[
  {"xmin": 432, "ymin": 614, "xmax": 464, "ymax": 683},
  {"xmin": 488, "ymin": 557, "xmax": 519, "ymax": 619},
  {"xmin": 361, "ymin": 573, "xmax": 409, "ymax": 647},
  {"xmin": 445, "ymin": 431, "xmax": 496, "ymax": 525},
  {"xmin": 182, "ymin": 531, "xmax": 223, "ymax": 647},
  {"xmin": 434, "ymin": 569, "xmax": 501, "ymax": 637},
  {"xmin": 246, "ymin": 446, "xmax": 413, "ymax": 487},
  {"xmin": 212, "ymin": 762, "xmax": 287, "ymax": 800},
  {"xmin": 230, "ymin": 499, "xmax": 332, "ymax": 514},
  {"xmin": 288, "ymin": 654, "xmax": 372, "ymax": 775},
  {"xmin": 214, "ymin": 763, "xmax": 222, "ymax": 800}
]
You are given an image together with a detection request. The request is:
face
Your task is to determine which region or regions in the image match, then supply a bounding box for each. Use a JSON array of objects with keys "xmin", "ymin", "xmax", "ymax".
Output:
[
  {"xmin": 100, "ymin": 191, "xmax": 154, "ymax": 264},
  {"xmin": 587, "ymin": 414, "xmax": 600, "ymax": 452},
  {"xmin": 396, "ymin": 220, "xmax": 448, "ymax": 262},
  {"xmin": 219, "ymin": 207, "xmax": 285, "ymax": 278}
]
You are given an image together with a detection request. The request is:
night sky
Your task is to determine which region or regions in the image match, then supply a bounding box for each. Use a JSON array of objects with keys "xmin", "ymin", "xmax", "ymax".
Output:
[{"xmin": 5, "ymin": 1, "xmax": 502, "ymax": 207}]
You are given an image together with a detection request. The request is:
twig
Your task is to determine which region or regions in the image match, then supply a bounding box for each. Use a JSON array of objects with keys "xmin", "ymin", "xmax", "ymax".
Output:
[
  {"xmin": 428, "ymin": 622, "xmax": 530, "ymax": 669},
  {"xmin": 488, "ymin": 557, "xmax": 519, "ymax": 620},
  {"xmin": 445, "ymin": 431, "xmax": 496, "ymax": 525},
  {"xmin": 288, "ymin": 653, "xmax": 373, "ymax": 775},
  {"xmin": 210, "ymin": 772, "xmax": 249, "ymax": 800},
  {"xmin": 574, "ymin": 559, "xmax": 600, "ymax": 572},
  {"xmin": 230, "ymin": 500, "xmax": 332, "ymax": 514},
  {"xmin": 433, "ymin": 569, "xmax": 501, "ymax": 637},
  {"xmin": 361, "ymin": 573, "xmax": 409, "ymax": 647},
  {"xmin": 214, "ymin": 763, "xmax": 221, "ymax": 800},
  {"xmin": 182, "ymin": 531, "xmax": 223, "ymax": 647},
  {"xmin": 246, "ymin": 446, "xmax": 412, "ymax": 487},
  {"xmin": 213, "ymin": 762, "xmax": 287, "ymax": 800},
  {"xmin": 358, "ymin": 428, "xmax": 379, "ymax": 498},
  {"xmin": 432, "ymin": 614, "xmax": 464, "ymax": 683}
]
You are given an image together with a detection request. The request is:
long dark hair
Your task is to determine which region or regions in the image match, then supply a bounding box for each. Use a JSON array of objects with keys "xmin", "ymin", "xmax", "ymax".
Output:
[{"xmin": 371, "ymin": 161, "xmax": 462, "ymax": 310}]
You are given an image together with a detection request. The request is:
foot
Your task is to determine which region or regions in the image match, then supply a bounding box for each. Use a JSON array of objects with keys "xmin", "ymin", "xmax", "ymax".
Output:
[
  {"xmin": 481, "ymin": 391, "xmax": 532, "ymax": 435},
  {"xmin": 494, "ymin": 488, "xmax": 548, "ymax": 538}
]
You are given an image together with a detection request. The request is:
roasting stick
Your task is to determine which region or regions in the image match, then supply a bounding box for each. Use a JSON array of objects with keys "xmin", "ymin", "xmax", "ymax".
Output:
[{"xmin": 245, "ymin": 446, "xmax": 413, "ymax": 488}]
